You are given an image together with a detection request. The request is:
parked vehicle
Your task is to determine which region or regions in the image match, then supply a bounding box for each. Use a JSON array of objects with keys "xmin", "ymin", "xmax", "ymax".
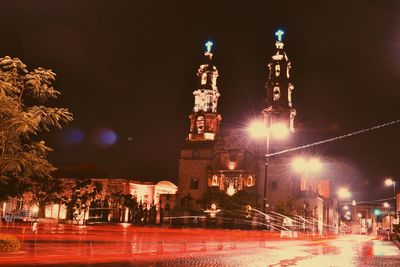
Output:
[{"xmin": 3, "ymin": 210, "xmax": 36, "ymax": 223}]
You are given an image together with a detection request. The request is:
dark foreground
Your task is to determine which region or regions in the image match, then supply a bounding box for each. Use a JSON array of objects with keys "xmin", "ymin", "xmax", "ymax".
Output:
[{"xmin": 0, "ymin": 223, "xmax": 399, "ymax": 266}]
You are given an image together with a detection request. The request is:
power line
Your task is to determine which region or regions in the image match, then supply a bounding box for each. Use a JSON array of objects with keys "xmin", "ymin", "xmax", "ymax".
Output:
[
  {"xmin": 266, "ymin": 119, "xmax": 400, "ymax": 157},
  {"xmin": 341, "ymin": 196, "xmax": 395, "ymax": 205}
]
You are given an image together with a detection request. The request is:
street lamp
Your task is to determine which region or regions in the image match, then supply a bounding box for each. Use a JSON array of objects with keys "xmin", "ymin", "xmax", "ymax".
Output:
[
  {"xmin": 384, "ymin": 178, "xmax": 396, "ymax": 234},
  {"xmin": 383, "ymin": 202, "xmax": 392, "ymax": 238},
  {"xmin": 338, "ymin": 188, "xmax": 351, "ymax": 199},
  {"xmin": 292, "ymin": 157, "xmax": 322, "ymax": 175},
  {"xmin": 248, "ymin": 120, "xmax": 289, "ymax": 213},
  {"xmin": 337, "ymin": 188, "xmax": 351, "ymax": 234},
  {"xmin": 384, "ymin": 177, "xmax": 396, "ymax": 200}
]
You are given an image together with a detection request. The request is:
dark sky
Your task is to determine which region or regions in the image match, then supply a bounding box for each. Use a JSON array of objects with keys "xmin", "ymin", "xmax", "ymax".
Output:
[{"xmin": 2, "ymin": 1, "xmax": 400, "ymax": 198}]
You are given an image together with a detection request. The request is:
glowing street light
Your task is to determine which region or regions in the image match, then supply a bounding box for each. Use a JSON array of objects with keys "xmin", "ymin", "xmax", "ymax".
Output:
[
  {"xmin": 248, "ymin": 121, "xmax": 268, "ymax": 139},
  {"xmin": 337, "ymin": 188, "xmax": 351, "ymax": 232},
  {"xmin": 270, "ymin": 123, "xmax": 289, "ymax": 140},
  {"xmin": 383, "ymin": 202, "xmax": 390, "ymax": 209},
  {"xmin": 292, "ymin": 157, "xmax": 322, "ymax": 173},
  {"xmin": 248, "ymin": 120, "xmax": 289, "ymax": 213},
  {"xmin": 385, "ymin": 178, "xmax": 395, "ymax": 187},
  {"xmin": 384, "ymin": 177, "xmax": 396, "ymax": 199},
  {"xmin": 204, "ymin": 203, "xmax": 221, "ymax": 218},
  {"xmin": 338, "ymin": 188, "xmax": 351, "ymax": 199},
  {"xmin": 382, "ymin": 201, "xmax": 392, "ymax": 236},
  {"xmin": 248, "ymin": 121, "xmax": 289, "ymax": 140}
]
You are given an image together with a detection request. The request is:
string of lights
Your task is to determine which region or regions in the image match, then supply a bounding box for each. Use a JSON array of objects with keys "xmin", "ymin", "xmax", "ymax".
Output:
[
  {"xmin": 266, "ymin": 119, "xmax": 400, "ymax": 157},
  {"xmin": 340, "ymin": 196, "xmax": 395, "ymax": 205}
]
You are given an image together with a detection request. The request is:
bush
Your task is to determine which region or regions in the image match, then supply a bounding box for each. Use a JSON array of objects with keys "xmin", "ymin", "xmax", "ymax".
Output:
[{"xmin": 0, "ymin": 234, "xmax": 21, "ymax": 253}]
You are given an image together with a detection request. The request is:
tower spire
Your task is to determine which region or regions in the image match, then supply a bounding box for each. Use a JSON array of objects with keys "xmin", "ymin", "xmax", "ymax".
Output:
[
  {"xmin": 275, "ymin": 29, "xmax": 285, "ymax": 42},
  {"xmin": 263, "ymin": 29, "xmax": 296, "ymax": 133},
  {"xmin": 187, "ymin": 40, "xmax": 222, "ymax": 142}
]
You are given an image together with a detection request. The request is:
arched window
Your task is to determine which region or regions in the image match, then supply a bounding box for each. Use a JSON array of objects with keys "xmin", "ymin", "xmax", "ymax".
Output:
[
  {"xmin": 211, "ymin": 175, "xmax": 219, "ymax": 186},
  {"xmin": 196, "ymin": 116, "xmax": 205, "ymax": 133},
  {"xmin": 246, "ymin": 176, "xmax": 253, "ymax": 187},
  {"xmin": 275, "ymin": 64, "xmax": 281, "ymax": 77},
  {"xmin": 273, "ymin": 86, "xmax": 280, "ymax": 101}
]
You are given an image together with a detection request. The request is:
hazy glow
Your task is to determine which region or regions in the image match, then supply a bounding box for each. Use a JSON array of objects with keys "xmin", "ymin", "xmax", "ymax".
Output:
[
  {"xmin": 93, "ymin": 128, "xmax": 118, "ymax": 147},
  {"xmin": 100, "ymin": 130, "xmax": 117, "ymax": 145},
  {"xmin": 383, "ymin": 202, "xmax": 390, "ymax": 208},
  {"xmin": 63, "ymin": 128, "xmax": 84, "ymax": 145},
  {"xmin": 308, "ymin": 158, "xmax": 322, "ymax": 172},
  {"xmin": 292, "ymin": 158, "xmax": 307, "ymax": 172},
  {"xmin": 271, "ymin": 123, "xmax": 289, "ymax": 139},
  {"xmin": 338, "ymin": 188, "xmax": 351, "ymax": 199},
  {"xmin": 385, "ymin": 178, "xmax": 394, "ymax": 186},
  {"xmin": 248, "ymin": 121, "xmax": 289, "ymax": 140},
  {"xmin": 248, "ymin": 121, "xmax": 268, "ymax": 138},
  {"xmin": 227, "ymin": 184, "xmax": 236, "ymax": 196},
  {"xmin": 228, "ymin": 161, "xmax": 236, "ymax": 170},
  {"xmin": 205, "ymin": 203, "xmax": 221, "ymax": 217},
  {"xmin": 292, "ymin": 157, "xmax": 322, "ymax": 173},
  {"xmin": 342, "ymin": 205, "xmax": 349, "ymax": 210}
]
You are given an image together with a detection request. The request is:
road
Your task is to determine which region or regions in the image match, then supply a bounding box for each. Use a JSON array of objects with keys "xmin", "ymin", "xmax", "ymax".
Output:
[{"xmin": 0, "ymin": 223, "xmax": 399, "ymax": 266}]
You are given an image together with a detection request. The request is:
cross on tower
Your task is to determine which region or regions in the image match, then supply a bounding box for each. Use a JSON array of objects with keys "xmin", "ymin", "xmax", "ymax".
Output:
[
  {"xmin": 275, "ymin": 29, "xmax": 285, "ymax": 42},
  {"xmin": 205, "ymin": 41, "xmax": 214, "ymax": 53}
]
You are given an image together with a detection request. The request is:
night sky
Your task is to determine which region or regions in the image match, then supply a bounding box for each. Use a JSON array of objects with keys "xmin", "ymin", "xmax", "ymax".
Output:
[{"xmin": 2, "ymin": 1, "xmax": 400, "ymax": 198}]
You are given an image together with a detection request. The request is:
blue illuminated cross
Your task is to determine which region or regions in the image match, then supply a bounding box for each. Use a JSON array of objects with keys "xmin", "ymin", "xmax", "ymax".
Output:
[
  {"xmin": 205, "ymin": 41, "xmax": 214, "ymax": 53},
  {"xmin": 275, "ymin": 29, "xmax": 285, "ymax": 42}
]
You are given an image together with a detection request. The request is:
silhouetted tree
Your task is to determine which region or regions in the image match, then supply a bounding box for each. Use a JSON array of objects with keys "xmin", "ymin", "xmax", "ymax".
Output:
[{"xmin": 0, "ymin": 56, "xmax": 72, "ymax": 205}]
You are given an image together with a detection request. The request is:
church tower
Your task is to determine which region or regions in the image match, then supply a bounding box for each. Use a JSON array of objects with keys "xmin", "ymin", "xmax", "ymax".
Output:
[
  {"xmin": 178, "ymin": 41, "xmax": 222, "ymax": 203},
  {"xmin": 256, "ymin": 30, "xmax": 298, "ymax": 211},
  {"xmin": 263, "ymin": 30, "xmax": 296, "ymax": 132},
  {"xmin": 188, "ymin": 41, "xmax": 222, "ymax": 141}
]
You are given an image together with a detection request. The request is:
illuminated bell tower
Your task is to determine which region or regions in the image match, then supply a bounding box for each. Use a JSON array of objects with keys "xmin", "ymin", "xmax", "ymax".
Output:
[
  {"xmin": 188, "ymin": 41, "xmax": 222, "ymax": 141},
  {"xmin": 263, "ymin": 30, "xmax": 296, "ymax": 132}
]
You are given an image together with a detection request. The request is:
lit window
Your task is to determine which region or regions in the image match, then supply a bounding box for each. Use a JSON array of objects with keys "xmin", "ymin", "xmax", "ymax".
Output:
[
  {"xmin": 246, "ymin": 176, "xmax": 253, "ymax": 187},
  {"xmin": 273, "ymin": 87, "xmax": 280, "ymax": 101},
  {"xmin": 275, "ymin": 64, "xmax": 281, "ymax": 77},
  {"xmin": 211, "ymin": 175, "xmax": 219, "ymax": 186},
  {"xmin": 190, "ymin": 179, "xmax": 199, "ymax": 190},
  {"xmin": 196, "ymin": 116, "xmax": 205, "ymax": 133}
]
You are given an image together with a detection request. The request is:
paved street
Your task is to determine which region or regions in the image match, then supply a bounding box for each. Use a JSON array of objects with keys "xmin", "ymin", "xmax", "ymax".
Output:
[{"xmin": 0, "ymin": 224, "xmax": 399, "ymax": 266}]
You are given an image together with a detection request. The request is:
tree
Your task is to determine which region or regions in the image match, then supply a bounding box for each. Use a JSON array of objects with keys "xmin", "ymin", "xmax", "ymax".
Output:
[
  {"xmin": 61, "ymin": 179, "xmax": 103, "ymax": 222},
  {"xmin": 0, "ymin": 56, "xmax": 73, "ymax": 204}
]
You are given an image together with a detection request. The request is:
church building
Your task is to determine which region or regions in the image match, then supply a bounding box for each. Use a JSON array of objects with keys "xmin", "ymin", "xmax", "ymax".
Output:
[{"xmin": 177, "ymin": 32, "xmax": 337, "ymax": 232}]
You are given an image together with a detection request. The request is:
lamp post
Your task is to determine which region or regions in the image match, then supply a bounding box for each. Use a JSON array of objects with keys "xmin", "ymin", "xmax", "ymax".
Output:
[
  {"xmin": 383, "ymin": 202, "xmax": 391, "ymax": 239},
  {"xmin": 248, "ymin": 121, "xmax": 288, "ymax": 213},
  {"xmin": 384, "ymin": 178, "xmax": 396, "ymax": 235},
  {"xmin": 337, "ymin": 188, "xmax": 351, "ymax": 234},
  {"xmin": 385, "ymin": 178, "xmax": 396, "ymax": 199}
]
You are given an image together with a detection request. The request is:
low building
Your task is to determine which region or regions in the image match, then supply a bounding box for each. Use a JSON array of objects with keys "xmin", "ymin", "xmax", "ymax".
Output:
[{"xmin": 1, "ymin": 178, "xmax": 177, "ymax": 225}]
